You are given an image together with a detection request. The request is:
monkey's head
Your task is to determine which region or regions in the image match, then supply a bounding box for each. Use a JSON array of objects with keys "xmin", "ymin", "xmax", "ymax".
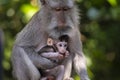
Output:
[
  {"xmin": 47, "ymin": 36, "xmax": 68, "ymax": 54},
  {"xmin": 53, "ymin": 35, "xmax": 69, "ymax": 54},
  {"xmin": 56, "ymin": 41, "xmax": 68, "ymax": 55},
  {"xmin": 40, "ymin": 0, "xmax": 79, "ymax": 38}
]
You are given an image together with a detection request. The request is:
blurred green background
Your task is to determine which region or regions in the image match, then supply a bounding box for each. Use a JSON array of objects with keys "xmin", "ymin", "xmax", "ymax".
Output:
[{"xmin": 0, "ymin": 0, "xmax": 120, "ymax": 80}]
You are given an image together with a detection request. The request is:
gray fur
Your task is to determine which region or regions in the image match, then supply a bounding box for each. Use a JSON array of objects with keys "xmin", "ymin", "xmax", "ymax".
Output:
[{"xmin": 11, "ymin": 0, "xmax": 90, "ymax": 80}]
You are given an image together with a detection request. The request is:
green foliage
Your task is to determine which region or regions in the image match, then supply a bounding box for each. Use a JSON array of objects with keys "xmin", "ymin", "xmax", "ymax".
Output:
[
  {"xmin": 107, "ymin": 0, "xmax": 117, "ymax": 7},
  {"xmin": 20, "ymin": 4, "xmax": 38, "ymax": 22},
  {"xmin": 0, "ymin": 0, "xmax": 120, "ymax": 80}
]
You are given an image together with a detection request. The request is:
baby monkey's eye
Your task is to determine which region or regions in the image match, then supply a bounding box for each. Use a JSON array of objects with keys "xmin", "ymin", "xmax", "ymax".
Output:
[
  {"xmin": 59, "ymin": 44, "xmax": 62, "ymax": 47},
  {"xmin": 64, "ymin": 44, "xmax": 67, "ymax": 47}
]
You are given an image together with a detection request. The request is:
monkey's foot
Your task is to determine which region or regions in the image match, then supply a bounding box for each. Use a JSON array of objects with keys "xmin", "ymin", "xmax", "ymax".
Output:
[
  {"xmin": 40, "ymin": 77, "xmax": 47, "ymax": 80},
  {"xmin": 47, "ymin": 75, "xmax": 55, "ymax": 80},
  {"xmin": 40, "ymin": 76, "xmax": 55, "ymax": 80},
  {"xmin": 65, "ymin": 77, "xmax": 74, "ymax": 80}
]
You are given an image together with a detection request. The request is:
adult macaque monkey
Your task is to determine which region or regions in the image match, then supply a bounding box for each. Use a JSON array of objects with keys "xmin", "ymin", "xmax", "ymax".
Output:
[{"xmin": 11, "ymin": 0, "xmax": 90, "ymax": 80}]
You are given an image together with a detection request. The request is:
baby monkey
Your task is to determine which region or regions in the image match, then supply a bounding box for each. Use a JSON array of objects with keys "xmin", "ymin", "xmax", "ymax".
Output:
[
  {"xmin": 38, "ymin": 37, "xmax": 69, "ymax": 63},
  {"xmin": 38, "ymin": 36, "xmax": 69, "ymax": 80}
]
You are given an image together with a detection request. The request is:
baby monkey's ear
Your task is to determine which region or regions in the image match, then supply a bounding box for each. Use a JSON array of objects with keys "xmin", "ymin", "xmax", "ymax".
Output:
[{"xmin": 47, "ymin": 38, "xmax": 54, "ymax": 46}]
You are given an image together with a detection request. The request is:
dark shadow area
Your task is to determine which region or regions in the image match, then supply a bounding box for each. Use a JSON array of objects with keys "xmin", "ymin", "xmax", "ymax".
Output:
[{"xmin": 0, "ymin": 29, "xmax": 3, "ymax": 80}]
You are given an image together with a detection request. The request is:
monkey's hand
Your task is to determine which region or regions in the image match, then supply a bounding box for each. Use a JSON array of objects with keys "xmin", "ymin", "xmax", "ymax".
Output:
[
  {"xmin": 58, "ymin": 54, "xmax": 64, "ymax": 60},
  {"xmin": 64, "ymin": 51, "xmax": 69, "ymax": 57}
]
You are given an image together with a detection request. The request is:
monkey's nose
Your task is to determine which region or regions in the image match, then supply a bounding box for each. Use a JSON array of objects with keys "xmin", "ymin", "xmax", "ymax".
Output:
[
  {"xmin": 60, "ymin": 50, "xmax": 66, "ymax": 54},
  {"xmin": 58, "ymin": 20, "xmax": 66, "ymax": 28},
  {"xmin": 58, "ymin": 24, "xmax": 66, "ymax": 29},
  {"xmin": 59, "ymin": 21, "xmax": 65, "ymax": 26}
]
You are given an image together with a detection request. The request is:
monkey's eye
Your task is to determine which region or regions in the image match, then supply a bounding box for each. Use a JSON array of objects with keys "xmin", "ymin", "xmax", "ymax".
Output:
[
  {"xmin": 64, "ymin": 44, "xmax": 67, "ymax": 47},
  {"xmin": 59, "ymin": 44, "xmax": 62, "ymax": 47},
  {"xmin": 63, "ymin": 7, "xmax": 69, "ymax": 11},
  {"xmin": 55, "ymin": 8, "xmax": 61, "ymax": 11}
]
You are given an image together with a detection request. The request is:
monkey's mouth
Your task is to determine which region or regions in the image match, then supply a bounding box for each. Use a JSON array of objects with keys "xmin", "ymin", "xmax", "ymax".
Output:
[
  {"xmin": 60, "ymin": 52, "xmax": 65, "ymax": 56},
  {"xmin": 48, "ymin": 26, "xmax": 71, "ymax": 40}
]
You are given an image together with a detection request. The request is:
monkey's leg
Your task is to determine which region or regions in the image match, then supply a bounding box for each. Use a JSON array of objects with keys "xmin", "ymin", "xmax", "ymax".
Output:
[
  {"xmin": 45, "ymin": 65, "xmax": 65, "ymax": 80},
  {"xmin": 55, "ymin": 65, "xmax": 65, "ymax": 80},
  {"xmin": 11, "ymin": 45, "xmax": 40, "ymax": 80}
]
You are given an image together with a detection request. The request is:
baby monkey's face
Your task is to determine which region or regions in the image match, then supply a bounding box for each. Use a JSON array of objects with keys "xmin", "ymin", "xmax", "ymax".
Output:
[{"xmin": 56, "ymin": 41, "xmax": 67, "ymax": 54}]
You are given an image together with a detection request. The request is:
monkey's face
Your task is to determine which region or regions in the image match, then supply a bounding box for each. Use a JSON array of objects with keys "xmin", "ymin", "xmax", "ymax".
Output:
[
  {"xmin": 41, "ymin": 0, "xmax": 78, "ymax": 37},
  {"xmin": 56, "ymin": 41, "xmax": 67, "ymax": 54}
]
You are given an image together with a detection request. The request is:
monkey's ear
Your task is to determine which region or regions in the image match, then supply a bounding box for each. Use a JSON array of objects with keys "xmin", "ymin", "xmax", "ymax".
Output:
[
  {"xmin": 47, "ymin": 38, "xmax": 54, "ymax": 46},
  {"xmin": 40, "ymin": 0, "xmax": 46, "ymax": 5}
]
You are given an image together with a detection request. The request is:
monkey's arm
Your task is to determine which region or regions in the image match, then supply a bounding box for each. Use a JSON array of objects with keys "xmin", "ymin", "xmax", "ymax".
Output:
[
  {"xmin": 23, "ymin": 46, "xmax": 58, "ymax": 69},
  {"xmin": 41, "ymin": 52, "xmax": 62, "ymax": 58},
  {"xmin": 62, "ymin": 55, "xmax": 72, "ymax": 80},
  {"xmin": 11, "ymin": 45, "xmax": 57, "ymax": 80},
  {"xmin": 13, "ymin": 12, "xmax": 57, "ymax": 69},
  {"xmin": 70, "ymin": 31, "xmax": 90, "ymax": 80}
]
